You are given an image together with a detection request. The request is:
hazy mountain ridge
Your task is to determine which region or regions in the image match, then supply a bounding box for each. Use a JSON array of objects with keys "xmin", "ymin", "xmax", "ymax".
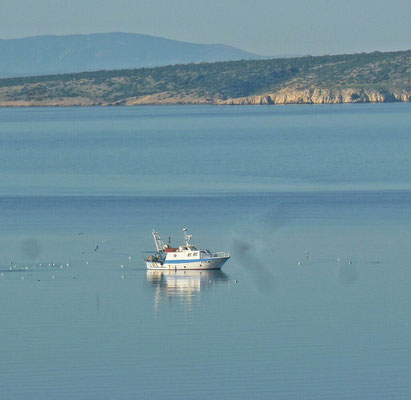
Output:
[
  {"xmin": 0, "ymin": 32, "xmax": 262, "ymax": 77},
  {"xmin": 0, "ymin": 50, "xmax": 409, "ymax": 106}
]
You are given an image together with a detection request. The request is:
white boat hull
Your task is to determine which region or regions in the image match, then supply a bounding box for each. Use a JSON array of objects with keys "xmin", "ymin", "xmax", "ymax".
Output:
[{"xmin": 146, "ymin": 256, "xmax": 229, "ymax": 270}]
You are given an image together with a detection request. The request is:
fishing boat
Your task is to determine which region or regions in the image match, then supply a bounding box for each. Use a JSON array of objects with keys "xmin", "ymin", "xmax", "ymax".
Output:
[{"xmin": 145, "ymin": 228, "xmax": 230, "ymax": 270}]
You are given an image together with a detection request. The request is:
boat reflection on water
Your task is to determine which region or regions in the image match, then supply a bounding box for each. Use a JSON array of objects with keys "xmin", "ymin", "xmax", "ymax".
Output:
[{"xmin": 146, "ymin": 269, "xmax": 230, "ymax": 310}]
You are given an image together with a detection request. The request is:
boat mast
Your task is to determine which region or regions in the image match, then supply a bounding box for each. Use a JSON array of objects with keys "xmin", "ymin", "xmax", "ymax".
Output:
[
  {"xmin": 183, "ymin": 227, "xmax": 192, "ymax": 246},
  {"xmin": 152, "ymin": 230, "xmax": 167, "ymax": 253}
]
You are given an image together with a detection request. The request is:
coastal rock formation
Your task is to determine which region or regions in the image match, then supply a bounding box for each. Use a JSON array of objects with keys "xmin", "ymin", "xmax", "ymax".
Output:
[
  {"xmin": 0, "ymin": 87, "xmax": 409, "ymax": 107},
  {"xmin": 217, "ymin": 88, "xmax": 410, "ymax": 105}
]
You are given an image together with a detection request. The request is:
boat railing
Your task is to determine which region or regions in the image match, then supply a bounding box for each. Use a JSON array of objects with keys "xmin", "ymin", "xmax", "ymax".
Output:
[{"xmin": 201, "ymin": 251, "xmax": 230, "ymax": 258}]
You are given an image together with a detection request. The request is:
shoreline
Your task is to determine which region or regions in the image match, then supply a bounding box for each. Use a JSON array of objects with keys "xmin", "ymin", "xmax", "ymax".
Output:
[{"xmin": 0, "ymin": 96, "xmax": 409, "ymax": 108}]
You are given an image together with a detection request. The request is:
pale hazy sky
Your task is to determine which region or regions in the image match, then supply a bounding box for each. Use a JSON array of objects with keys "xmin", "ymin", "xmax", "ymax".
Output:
[{"xmin": 1, "ymin": 0, "xmax": 410, "ymax": 56}]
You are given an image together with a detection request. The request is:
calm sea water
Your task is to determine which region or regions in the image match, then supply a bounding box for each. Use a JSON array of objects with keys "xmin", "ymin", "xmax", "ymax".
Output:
[{"xmin": 0, "ymin": 104, "xmax": 410, "ymax": 399}]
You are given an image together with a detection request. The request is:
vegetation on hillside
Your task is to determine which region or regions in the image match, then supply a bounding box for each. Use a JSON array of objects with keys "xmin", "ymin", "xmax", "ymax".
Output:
[{"xmin": 0, "ymin": 50, "xmax": 409, "ymax": 105}]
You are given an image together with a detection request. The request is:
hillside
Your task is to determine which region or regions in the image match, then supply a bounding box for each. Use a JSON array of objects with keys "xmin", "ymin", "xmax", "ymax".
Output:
[
  {"xmin": 0, "ymin": 32, "xmax": 261, "ymax": 77},
  {"xmin": 0, "ymin": 50, "xmax": 409, "ymax": 106}
]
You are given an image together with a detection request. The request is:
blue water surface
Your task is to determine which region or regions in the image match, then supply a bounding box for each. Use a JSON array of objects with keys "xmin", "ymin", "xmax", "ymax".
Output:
[{"xmin": 0, "ymin": 104, "xmax": 410, "ymax": 399}]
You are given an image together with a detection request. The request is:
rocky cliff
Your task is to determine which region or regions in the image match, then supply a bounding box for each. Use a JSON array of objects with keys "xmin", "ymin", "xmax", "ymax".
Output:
[{"xmin": 217, "ymin": 88, "xmax": 410, "ymax": 105}]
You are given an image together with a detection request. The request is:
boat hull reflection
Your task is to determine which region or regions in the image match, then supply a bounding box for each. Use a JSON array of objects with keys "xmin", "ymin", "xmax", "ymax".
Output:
[{"xmin": 147, "ymin": 269, "xmax": 230, "ymax": 306}]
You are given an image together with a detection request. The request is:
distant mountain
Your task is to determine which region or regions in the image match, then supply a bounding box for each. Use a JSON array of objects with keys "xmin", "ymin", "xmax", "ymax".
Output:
[{"xmin": 0, "ymin": 32, "xmax": 263, "ymax": 77}]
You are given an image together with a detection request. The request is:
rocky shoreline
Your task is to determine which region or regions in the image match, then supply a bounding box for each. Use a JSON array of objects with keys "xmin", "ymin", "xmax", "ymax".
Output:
[
  {"xmin": 0, "ymin": 87, "xmax": 409, "ymax": 107},
  {"xmin": 0, "ymin": 89, "xmax": 411, "ymax": 107},
  {"xmin": 216, "ymin": 88, "xmax": 410, "ymax": 105}
]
